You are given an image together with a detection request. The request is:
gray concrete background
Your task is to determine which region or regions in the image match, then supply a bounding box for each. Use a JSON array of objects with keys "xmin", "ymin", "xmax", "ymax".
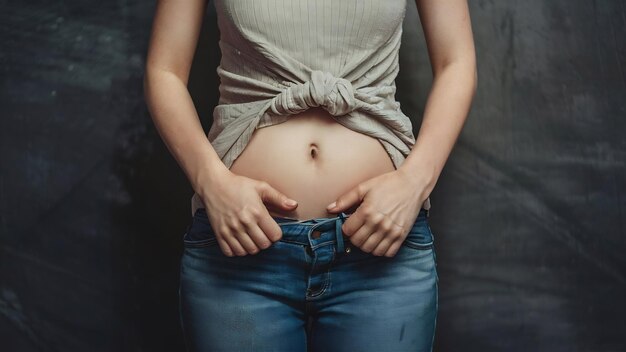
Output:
[{"xmin": 1, "ymin": 0, "xmax": 624, "ymax": 351}]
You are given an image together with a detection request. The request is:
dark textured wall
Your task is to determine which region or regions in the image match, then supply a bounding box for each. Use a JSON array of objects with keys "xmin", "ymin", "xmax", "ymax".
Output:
[{"xmin": 1, "ymin": 0, "xmax": 624, "ymax": 351}]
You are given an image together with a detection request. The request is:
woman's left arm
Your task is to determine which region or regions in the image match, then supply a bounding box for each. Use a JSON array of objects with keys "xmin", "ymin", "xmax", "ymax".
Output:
[
  {"xmin": 399, "ymin": 0, "xmax": 478, "ymax": 197},
  {"xmin": 325, "ymin": 0, "xmax": 477, "ymax": 257}
]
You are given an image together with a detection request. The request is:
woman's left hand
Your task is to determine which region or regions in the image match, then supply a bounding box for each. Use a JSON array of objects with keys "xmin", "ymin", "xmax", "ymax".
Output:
[{"xmin": 326, "ymin": 168, "xmax": 430, "ymax": 257}]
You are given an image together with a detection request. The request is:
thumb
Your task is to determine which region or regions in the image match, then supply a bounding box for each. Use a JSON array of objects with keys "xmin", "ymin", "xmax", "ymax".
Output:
[
  {"xmin": 258, "ymin": 182, "xmax": 298, "ymax": 210},
  {"xmin": 326, "ymin": 185, "xmax": 363, "ymax": 213}
]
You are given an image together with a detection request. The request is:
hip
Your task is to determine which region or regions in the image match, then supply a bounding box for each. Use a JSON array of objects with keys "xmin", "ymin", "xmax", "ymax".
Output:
[
  {"xmin": 178, "ymin": 207, "xmax": 438, "ymax": 351},
  {"xmin": 179, "ymin": 206, "xmax": 438, "ymax": 288}
]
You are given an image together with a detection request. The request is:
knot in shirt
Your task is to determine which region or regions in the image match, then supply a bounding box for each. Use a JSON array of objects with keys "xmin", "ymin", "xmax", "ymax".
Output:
[{"xmin": 269, "ymin": 70, "xmax": 357, "ymax": 116}]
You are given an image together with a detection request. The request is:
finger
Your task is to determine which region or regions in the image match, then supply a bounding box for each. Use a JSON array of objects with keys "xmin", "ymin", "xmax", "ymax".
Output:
[
  {"xmin": 341, "ymin": 207, "xmax": 368, "ymax": 238},
  {"xmin": 223, "ymin": 231, "xmax": 248, "ymax": 256},
  {"xmin": 256, "ymin": 212, "xmax": 284, "ymax": 243},
  {"xmin": 381, "ymin": 222, "xmax": 408, "ymax": 257},
  {"xmin": 383, "ymin": 239, "xmax": 403, "ymax": 258},
  {"xmin": 231, "ymin": 225, "xmax": 261, "ymax": 255},
  {"xmin": 342, "ymin": 208, "xmax": 382, "ymax": 242},
  {"xmin": 371, "ymin": 234, "xmax": 395, "ymax": 257},
  {"xmin": 258, "ymin": 182, "xmax": 298, "ymax": 210},
  {"xmin": 327, "ymin": 184, "xmax": 366, "ymax": 213},
  {"xmin": 216, "ymin": 236, "xmax": 235, "ymax": 257},
  {"xmin": 345, "ymin": 217, "xmax": 374, "ymax": 247},
  {"xmin": 359, "ymin": 230, "xmax": 386, "ymax": 254},
  {"xmin": 212, "ymin": 221, "xmax": 236, "ymax": 257},
  {"xmin": 371, "ymin": 221, "xmax": 403, "ymax": 256},
  {"xmin": 243, "ymin": 217, "xmax": 274, "ymax": 250}
]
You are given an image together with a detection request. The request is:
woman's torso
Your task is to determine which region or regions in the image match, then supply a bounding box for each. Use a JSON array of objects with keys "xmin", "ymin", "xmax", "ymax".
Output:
[{"xmin": 229, "ymin": 107, "xmax": 396, "ymax": 221}]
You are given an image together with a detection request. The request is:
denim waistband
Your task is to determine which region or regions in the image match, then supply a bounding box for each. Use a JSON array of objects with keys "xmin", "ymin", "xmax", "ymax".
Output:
[{"xmin": 270, "ymin": 208, "xmax": 429, "ymax": 253}]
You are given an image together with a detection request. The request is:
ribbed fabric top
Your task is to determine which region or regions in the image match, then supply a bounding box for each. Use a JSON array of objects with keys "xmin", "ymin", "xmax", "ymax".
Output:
[{"xmin": 191, "ymin": 0, "xmax": 432, "ymax": 216}]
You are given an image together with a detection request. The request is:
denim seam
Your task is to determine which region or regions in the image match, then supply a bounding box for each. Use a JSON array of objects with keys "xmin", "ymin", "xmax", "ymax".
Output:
[
  {"xmin": 310, "ymin": 240, "xmax": 335, "ymax": 250},
  {"xmin": 431, "ymin": 263, "xmax": 439, "ymax": 351},
  {"xmin": 307, "ymin": 257, "xmax": 333, "ymax": 298},
  {"xmin": 307, "ymin": 273, "xmax": 330, "ymax": 298},
  {"xmin": 278, "ymin": 238, "xmax": 307, "ymax": 246},
  {"xmin": 402, "ymin": 240, "xmax": 433, "ymax": 250},
  {"xmin": 306, "ymin": 249, "xmax": 319, "ymax": 296},
  {"xmin": 432, "ymin": 239, "xmax": 439, "ymax": 283},
  {"xmin": 183, "ymin": 238, "xmax": 218, "ymax": 248},
  {"xmin": 185, "ymin": 239, "xmax": 310, "ymax": 251},
  {"xmin": 403, "ymin": 219, "xmax": 435, "ymax": 250}
]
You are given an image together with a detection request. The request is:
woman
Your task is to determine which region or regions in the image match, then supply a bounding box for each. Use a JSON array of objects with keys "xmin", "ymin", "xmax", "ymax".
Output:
[{"xmin": 144, "ymin": 0, "xmax": 476, "ymax": 351}]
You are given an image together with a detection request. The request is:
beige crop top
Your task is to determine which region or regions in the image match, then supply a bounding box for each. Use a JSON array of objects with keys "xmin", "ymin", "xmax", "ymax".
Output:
[{"xmin": 191, "ymin": 0, "xmax": 432, "ymax": 216}]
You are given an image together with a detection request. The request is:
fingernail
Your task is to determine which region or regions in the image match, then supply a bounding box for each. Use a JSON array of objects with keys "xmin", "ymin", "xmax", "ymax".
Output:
[
  {"xmin": 327, "ymin": 201, "xmax": 336, "ymax": 209},
  {"xmin": 286, "ymin": 199, "xmax": 297, "ymax": 206}
]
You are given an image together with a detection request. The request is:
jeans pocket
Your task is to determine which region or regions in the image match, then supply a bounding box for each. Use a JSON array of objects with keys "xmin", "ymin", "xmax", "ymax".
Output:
[
  {"xmin": 183, "ymin": 208, "xmax": 218, "ymax": 248},
  {"xmin": 402, "ymin": 210, "xmax": 434, "ymax": 250}
]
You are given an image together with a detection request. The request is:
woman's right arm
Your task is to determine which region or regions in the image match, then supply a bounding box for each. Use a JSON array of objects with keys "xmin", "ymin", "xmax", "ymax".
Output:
[
  {"xmin": 143, "ymin": 0, "xmax": 228, "ymax": 195},
  {"xmin": 143, "ymin": 0, "xmax": 299, "ymax": 256}
]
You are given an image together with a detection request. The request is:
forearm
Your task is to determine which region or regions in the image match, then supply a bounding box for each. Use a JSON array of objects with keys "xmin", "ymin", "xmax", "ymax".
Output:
[
  {"xmin": 143, "ymin": 67, "xmax": 230, "ymax": 196},
  {"xmin": 400, "ymin": 60, "xmax": 478, "ymax": 195}
]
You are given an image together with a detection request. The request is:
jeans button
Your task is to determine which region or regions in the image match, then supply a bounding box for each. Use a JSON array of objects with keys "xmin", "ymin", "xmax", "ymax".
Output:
[{"xmin": 345, "ymin": 246, "xmax": 351, "ymax": 253}]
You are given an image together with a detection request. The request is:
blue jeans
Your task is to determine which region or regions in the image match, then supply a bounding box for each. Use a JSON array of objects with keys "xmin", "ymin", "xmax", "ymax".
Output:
[{"xmin": 179, "ymin": 207, "xmax": 438, "ymax": 352}]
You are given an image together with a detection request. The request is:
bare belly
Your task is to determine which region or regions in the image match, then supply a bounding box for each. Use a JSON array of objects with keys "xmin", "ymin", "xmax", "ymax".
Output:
[{"xmin": 229, "ymin": 107, "xmax": 396, "ymax": 220}]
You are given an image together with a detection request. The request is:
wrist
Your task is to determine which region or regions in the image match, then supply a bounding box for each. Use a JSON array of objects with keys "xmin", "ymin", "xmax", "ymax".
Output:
[
  {"xmin": 192, "ymin": 163, "xmax": 231, "ymax": 198},
  {"xmin": 397, "ymin": 161, "xmax": 438, "ymax": 198}
]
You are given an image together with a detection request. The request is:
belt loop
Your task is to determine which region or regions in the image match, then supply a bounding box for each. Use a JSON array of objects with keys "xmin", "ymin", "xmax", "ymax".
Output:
[{"xmin": 335, "ymin": 212, "xmax": 347, "ymax": 254}]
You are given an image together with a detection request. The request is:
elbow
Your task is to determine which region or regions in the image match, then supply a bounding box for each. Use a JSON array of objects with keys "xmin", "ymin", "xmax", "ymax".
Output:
[
  {"xmin": 433, "ymin": 58, "xmax": 478, "ymax": 90},
  {"xmin": 465, "ymin": 60, "xmax": 478, "ymax": 93},
  {"xmin": 143, "ymin": 65, "xmax": 159, "ymax": 106},
  {"xmin": 143, "ymin": 65, "xmax": 162, "ymax": 112}
]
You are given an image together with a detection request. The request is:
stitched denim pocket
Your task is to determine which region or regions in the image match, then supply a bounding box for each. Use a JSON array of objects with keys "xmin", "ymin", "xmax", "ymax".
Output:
[
  {"xmin": 402, "ymin": 210, "xmax": 434, "ymax": 250},
  {"xmin": 183, "ymin": 208, "xmax": 218, "ymax": 248}
]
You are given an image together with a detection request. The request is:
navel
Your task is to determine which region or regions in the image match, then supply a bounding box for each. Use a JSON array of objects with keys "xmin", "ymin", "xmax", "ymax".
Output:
[{"xmin": 309, "ymin": 143, "xmax": 319, "ymax": 159}]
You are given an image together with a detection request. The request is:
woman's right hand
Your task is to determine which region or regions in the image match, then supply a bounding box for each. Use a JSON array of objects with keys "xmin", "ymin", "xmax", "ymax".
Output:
[{"xmin": 197, "ymin": 169, "xmax": 299, "ymax": 257}]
